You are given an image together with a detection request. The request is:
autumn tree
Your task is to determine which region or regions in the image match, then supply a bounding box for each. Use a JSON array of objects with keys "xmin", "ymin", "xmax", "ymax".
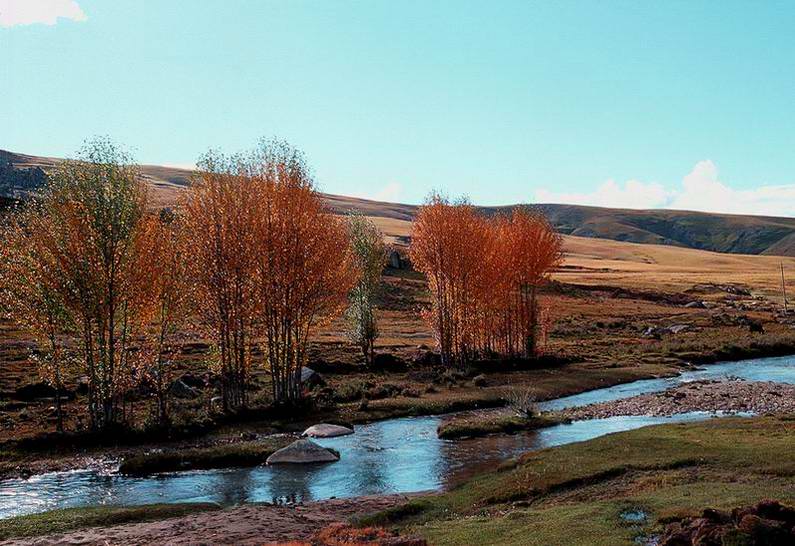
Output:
[
  {"xmin": 504, "ymin": 208, "xmax": 563, "ymax": 356},
  {"xmin": 184, "ymin": 140, "xmax": 357, "ymax": 408},
  {"xmin": 0, "ymin": 212, "xmax": 73, "ymax": 431},
  {"xmin": 0, "ymin": 138, "xmax": 160, "ymax": 430},
  {"xmin": 409, "ymin": 195, "xmax": 492, "ymax": 367},
  {"xmin": 410, "ymin": 198, "xmax": 562, "ymax": 366},
  {"xmin": 345, "ymin": 213, "xmax": 387, "ymax": 366},
  {"xmin": 247, "ymin": 140, "xmax": 357, "ymax": 406},
  {"xmin": 144, "ymin": 208, "xmax": 190, "ymax": 426},
  {"xmin": 182, "ymin": 151, "xmax": 259, "ymax": 412}
]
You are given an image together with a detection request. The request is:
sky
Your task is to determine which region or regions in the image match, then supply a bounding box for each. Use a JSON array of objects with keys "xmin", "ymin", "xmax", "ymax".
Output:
[{"xmin": 2, "ymin": 0, "xmax": 795, "ymax": 214}]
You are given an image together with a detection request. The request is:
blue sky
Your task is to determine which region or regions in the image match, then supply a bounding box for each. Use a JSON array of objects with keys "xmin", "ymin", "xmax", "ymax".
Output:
[{"xmin": 3, "ymin": 1, "xmax": 795, "ymax": 214}]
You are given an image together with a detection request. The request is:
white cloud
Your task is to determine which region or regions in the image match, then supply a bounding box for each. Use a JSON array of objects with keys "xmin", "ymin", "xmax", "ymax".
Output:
[
  {"xmin": 535, "ymin": 160, "xmax": 795, "ymax": 217},
  {"xmin": 669, "ymin": 160, "xmax": 795, "ymax": 217},
  {"xmin": 0, "ymin": 0, "xmax": 86, "ymax": 28},
  {"xmin": 535, "ymin": 178, "xmax": 670, "ymax": 210}
]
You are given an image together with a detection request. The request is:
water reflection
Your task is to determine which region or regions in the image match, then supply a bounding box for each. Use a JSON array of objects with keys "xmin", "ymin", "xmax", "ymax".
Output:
[{"xmin": 2, "ymin": 354, "xmax": 795, "ymax": 519}]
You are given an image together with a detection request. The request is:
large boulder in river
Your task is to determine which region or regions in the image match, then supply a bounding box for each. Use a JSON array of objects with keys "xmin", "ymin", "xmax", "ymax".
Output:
[
  {"xmin": 266, "ymin": 439, "xmax": 340, "ymax": 464},
  {"xmin": 303, "ymin": 423, "xmax": 354, "ymax": 438}
]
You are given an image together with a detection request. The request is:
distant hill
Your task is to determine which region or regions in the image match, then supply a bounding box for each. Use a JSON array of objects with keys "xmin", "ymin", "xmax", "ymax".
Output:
[
  {"xmin": 4, "ymin": 148, "xmax": 795, "ymax": 257},
  {"xmin": 498, "ymin": 204, "xmax": 795, "ymax": 256}
]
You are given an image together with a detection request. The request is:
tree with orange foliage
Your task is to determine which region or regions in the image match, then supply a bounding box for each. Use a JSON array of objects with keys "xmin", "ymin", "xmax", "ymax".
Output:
[
  {"xmin": 247, "ymin": 140, "xmax": 357, "ymax": 406},
  {"xmin": 0, "ymin": 138, "xmax": 161, "ymax": 430},
  {"xmin": 184, "ymin": 140, "xmax": 357, "ymax": 408},
  {"xmin": 410, "ymin": 197, "xmax": 562, "ymax": 366},
  {"xmin": 143, "ymin": 208, "xmax": 191, "ymax": 426},
  {"xmin": 409, "ymin": 194, "xmax": 493, "ymax": 367},
  {"xmin": 504, "ymin": 208, "xmax": 563, "ymax": 356},
  {"xmin": 182, "ymin": 150, "xmax": 259, "ymax": 412},
  {"xmin": 0, "ymin": 211, "xmax": 73, "ymax": 432}
]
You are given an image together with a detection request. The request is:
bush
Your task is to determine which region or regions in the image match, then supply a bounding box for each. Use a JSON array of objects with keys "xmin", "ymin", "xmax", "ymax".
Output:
[{"xmin": 504, "ymin": 386, "xmax": 539, "ymax": 418}]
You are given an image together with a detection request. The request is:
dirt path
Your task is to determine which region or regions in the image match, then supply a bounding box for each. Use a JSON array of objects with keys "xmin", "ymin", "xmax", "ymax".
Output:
[{"xmin": 1, "ymin": 493, "xmax": 426, "ymax": 546}]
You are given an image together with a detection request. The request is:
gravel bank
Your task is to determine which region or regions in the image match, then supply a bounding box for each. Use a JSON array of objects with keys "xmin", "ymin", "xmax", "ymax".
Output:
[{"xmin": 562, "ymin": 379, "xmax": 795, "ymax": 420}]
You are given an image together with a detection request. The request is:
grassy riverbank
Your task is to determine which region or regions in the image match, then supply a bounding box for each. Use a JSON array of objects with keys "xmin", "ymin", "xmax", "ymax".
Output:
[
  {"xmin": 437, "ymin": 413, "xmax": 564, "ymax": 439},
  {"xmin": 0, "ymin": 503, "xmax": 220, "ymax": 540},
  {"xmin": 118, "ymin": 436, "xmax": 294, "ymax": 475},
  {"xmin": 367, "ymin": 416, "xmax": 795, "ymax": 545}
]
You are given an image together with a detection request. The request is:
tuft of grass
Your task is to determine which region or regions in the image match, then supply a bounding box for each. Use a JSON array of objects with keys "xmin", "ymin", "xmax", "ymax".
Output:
[
  {"xmin": 0, "ymin": 503, "xmax": 220, "ymax": 540},
  {"xmin": 119, "ymin": 436, "xmax": 293, "ymax": 475},
  {"xmin": 355, "ymin": 500, "xmax": 431, "ymax": 528},
  {"xmin": 437, "ymin": 414, "xmax": 564, "ymax": 440}
]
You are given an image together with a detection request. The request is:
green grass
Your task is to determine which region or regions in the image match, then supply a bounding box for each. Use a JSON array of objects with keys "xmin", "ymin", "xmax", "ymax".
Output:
[
  {"xmin": 0, "ymin": 503, "xmax": 220, "ymax": 540},
  {"xmin": 372, "ymin": 416, "xmax": 795, "ymax": 545},
  {"xmin": 419, "ymin": 502, "xmax": 635, "ymax": 546},
  {"xmin": 350, "ymin": 392, "xmax": 507, "ymax": 422},
  {"xmin": 437, "ymin": 414, "xmax": 564, "ymax": 439},
  {"xmin": 118, "ymin": 436, "xmax": 293, "ymax": 475}
]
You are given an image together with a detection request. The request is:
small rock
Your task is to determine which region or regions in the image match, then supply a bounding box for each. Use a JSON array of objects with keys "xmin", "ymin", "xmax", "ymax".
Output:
[
  {"xmin": 301, "ymin": 367, "xmax": 325, "ymax": 389},
  {"xmin": 169, "ymin": 379, "xmax": 200, "ymax": 399},
  {"xmin": 302, "ymin": 423, "xmax": 354, "ymax": 438}
]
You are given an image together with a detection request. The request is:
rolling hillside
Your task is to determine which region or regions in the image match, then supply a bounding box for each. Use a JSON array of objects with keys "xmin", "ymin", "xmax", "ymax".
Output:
[{"xmin": 4, "ymin": 149, "xmax": 795, "ymax": 257}]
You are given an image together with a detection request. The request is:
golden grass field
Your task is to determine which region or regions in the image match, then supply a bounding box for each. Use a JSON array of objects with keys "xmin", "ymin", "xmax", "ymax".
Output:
[{"xmin": 367, "ymin": 215, "xmax": 795, "ymax": 297}]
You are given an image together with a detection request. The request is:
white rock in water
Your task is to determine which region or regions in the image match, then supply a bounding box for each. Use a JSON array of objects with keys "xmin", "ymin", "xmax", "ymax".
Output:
[
  {"xmin": 266, "ymin": 439, "xmax": 340, "ymax": 464},
  {"xmin": 302, "ymin": 423, "xmax": 354, "ymax": 438}
]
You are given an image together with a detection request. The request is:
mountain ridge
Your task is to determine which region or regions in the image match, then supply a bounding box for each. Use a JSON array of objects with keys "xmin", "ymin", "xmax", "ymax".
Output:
[{"xmin": 3, "ymin": 149, "xmax": 795, "ymax": 257}]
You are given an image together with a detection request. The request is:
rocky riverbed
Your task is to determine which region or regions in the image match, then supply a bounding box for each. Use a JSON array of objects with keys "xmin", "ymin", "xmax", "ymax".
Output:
[{"xmin": 561, "ymin": 379, "xmax": 795, "ymax": 420}]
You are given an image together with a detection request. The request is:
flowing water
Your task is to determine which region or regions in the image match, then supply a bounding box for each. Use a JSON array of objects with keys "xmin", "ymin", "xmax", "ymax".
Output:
[{"xmin": 3, "ymin": 354, "xmax": 795, "ymax": 519}]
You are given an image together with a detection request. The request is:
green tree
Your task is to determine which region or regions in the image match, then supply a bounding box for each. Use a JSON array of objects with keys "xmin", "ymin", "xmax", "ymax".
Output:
[{"xmin": 345, "ymin": 214, "xmax": 387, "ymax": 365}]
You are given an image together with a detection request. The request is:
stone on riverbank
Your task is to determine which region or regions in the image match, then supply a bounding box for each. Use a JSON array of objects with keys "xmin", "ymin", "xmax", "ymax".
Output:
[
  {"xmin": 303, "ymin": 423, "xmax": 354, "ymax": 438},
  {"xmin": 266, "ymin": 439, "xmax": 340, "ymax": 464}
]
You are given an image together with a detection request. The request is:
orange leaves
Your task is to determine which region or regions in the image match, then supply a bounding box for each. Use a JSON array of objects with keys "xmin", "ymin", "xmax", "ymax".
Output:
[
  {"xmin": 505, "ymin": 208, "xmax": 563, "ymax": 288},
  {"xmin": 0, "ymin": 138, "xmax": 159, "ymax": 429},
  {"xmin": 409, "ymin": 196, "xmax": 494, "ymax": 366},
  {"xmin": 409, "ymin": 199, "xmax": 563, "ymax": 365},
  {"xmin": 183, "ymin": 140, "xmax": 358, "ymax": 407}
]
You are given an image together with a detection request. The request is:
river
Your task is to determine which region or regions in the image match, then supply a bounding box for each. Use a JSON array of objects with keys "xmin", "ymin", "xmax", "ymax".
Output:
[{"xmin": 2, "ymin": 354, "xmax": 795, "ymax": 519}]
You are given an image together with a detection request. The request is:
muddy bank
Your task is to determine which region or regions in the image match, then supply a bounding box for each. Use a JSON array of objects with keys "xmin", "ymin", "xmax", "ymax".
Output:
[
  {"xmin": 562, "ymin": 379, "xmax": 795, "ymax": 420},
  {"xmin": 0, "ymin": 493, "xmax": 426, "ymax": 546}
]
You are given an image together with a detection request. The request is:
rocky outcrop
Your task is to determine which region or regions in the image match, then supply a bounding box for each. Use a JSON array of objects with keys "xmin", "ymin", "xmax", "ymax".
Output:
[
  {"xmin": 266, "ymin": 439, "xmax": 340, "ymax": 464},
  {"xmin": 659, "ymin": 500, "xmax": 795, "ymax": 545}
]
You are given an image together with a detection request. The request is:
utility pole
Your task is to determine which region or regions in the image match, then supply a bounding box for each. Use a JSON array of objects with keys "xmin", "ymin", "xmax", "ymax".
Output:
[{"xmin": 782, "ymin": 262, "xmax": 789, "ymax": 314}]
